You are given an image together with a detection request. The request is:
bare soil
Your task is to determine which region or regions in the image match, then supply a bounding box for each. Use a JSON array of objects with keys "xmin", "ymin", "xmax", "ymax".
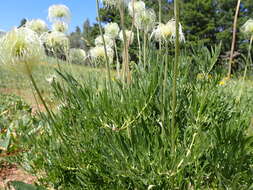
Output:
[{"xmin": 0, "ymin": 162, "xmax": 36, "ymax": 189}]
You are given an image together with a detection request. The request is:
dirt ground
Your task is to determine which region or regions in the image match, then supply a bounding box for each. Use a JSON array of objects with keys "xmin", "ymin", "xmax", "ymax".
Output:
[{"xmin": 0, "ymin": 162, "xmax": 36, "ymax": 189}]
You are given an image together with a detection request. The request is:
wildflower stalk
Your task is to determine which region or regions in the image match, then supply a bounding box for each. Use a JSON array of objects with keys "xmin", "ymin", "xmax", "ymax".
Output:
[
  {"xmin": 137, "ymin": 28, "xmax": 142, "ymax": 66},
  {"xmin": 25, "ymin": 63, "xmax": 79, "ymax": 165},
  {"xmin": 162, "ymin": 41, "xmax": 169, "ymax": 127},
  {"xmin": 237, "ymin": 36, "xmax": 253, "ymax": 102},
  {"xmin": 143, "ymin": 31, "xmax": 147, "ymax": 69},
  {"xmin": 114, "ymin": 40, "xmax": 120, "ymax": 78},
  {"xmin": 118, "ymin": 1, "xmax": 131, "ymax": 84},
  {"xmin": 171, "ymin": 0, "xmax": 180, "ymax": 153},
  {"xmin": 243, "ymin": 36, "xmax": 253, "ymax": 81},
  {"xmin": 159, "ymin": 0, "xmax": 162, "ymax": 52},
  {"xmin": 228, "ymin": 0, "xmax": 241, "ymax": 78},
  {"xmin": 96, "ymin": 0, "xmax": 113, "ymax": 93}
]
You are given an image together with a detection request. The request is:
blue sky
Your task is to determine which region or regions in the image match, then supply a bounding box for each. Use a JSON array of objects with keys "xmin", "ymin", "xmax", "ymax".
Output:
[{"xmin": 0, "ymin": 0, "xmax": 97, "ymax": 32}]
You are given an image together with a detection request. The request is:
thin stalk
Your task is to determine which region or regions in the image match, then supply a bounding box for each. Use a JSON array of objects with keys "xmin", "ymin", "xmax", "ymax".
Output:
[
  {"xmin": 137, "ymin": 28, "xmax": 142, "ymax": 66},
  {"xmin": 114, "ymin": 40, "xmax": 120, "ymax": 78},
  {"xmin": 143, "ymin": 31, "xmax": 147, "ymax": 69},
  {"xmin": 228, "ymin": 0, "xmax": 241, "ymax": 78},
  {"xmin": 243, "ymin": 36, "xmax": 253, "ymax": 81},
  {"xmin": 159, "ymin": 0, "xmax": 162, "ymax": 52},
  {"xmin": 25, "ymin": 63, "xmax": 78, "ymax": 164},
  {"xmin": 96, "ymin": 0, "xmax": 113, "ymax": 93},
  {"xmin": 162, "ymin": 42, "xmax": 169, "ymax": 127},
  {"xmin": 172, "ymin": 0, "xmax": 180, "ymax": 153}
]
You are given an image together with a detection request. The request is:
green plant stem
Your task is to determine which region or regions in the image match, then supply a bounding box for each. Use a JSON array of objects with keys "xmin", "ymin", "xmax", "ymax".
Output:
[
  {"xmin": 172, "ymin": 0, "xmax": 180, "ymax": 153},
  {"xmin": 237, "ymin": 36, "xmax": 253, "ymax": 102},
  {"xmin": 114, "ymin": 40, "xmax": 120, "ymax": 78},
  {"xmin": 25, "ymin": 63, "xmax": 78, "ymax": 165},
  {"xmin": 159, "ymin": 0, "xmax": 162, "ymax": 52},
  {"xmin": 162, "ymin": 42, "xmax": 169, "ymax": 128},
  {"xmin": 228, "ymin": 0, "xmax": 241, "ymax": 78},
  {"xmin": 243, "ymin": 36, "xmax": 253, "ymax": 81},
  {"xmin": 96, "ymin": 0, "xmax": 113, "ymax": 93},
  {"xmin": 137, "ymin": 28, "xmax": 142, "ymax": 66},
  {"xmin": 143, "ymin": 31, "xmax": 147, "ymax": 69}
]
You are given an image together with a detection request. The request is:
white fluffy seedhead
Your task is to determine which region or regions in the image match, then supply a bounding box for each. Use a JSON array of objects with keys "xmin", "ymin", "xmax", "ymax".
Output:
[
  {"xmin": 69, "ymin": 48, "xmax": 87, "ymax": 64},
  {"xmin": 134, "ymin": 8, "xmax": 156, "ymax": 32},
  {"xmin": 25, "ymin": 19, "xmax": 48, "ymax": 35},
  {"xmin": 104, "ymin": 22, "xmax": 120, "ymax": 39},
  {"xmin": 128, "ymin": 0, "xmax": 146, "ymax": 17},
  {"xmin": 101, "ymin": 0, "xmax": 130, "ymax": 8},
  {"xmin": 89, "ymin": 46, "xmax": 114, "ymax": 63},
  {"xmin": 0, "ymin": 27, "xmax": 45, "ymax": 71},
  {"xmin": 48, "ymin": 4, "xmax": 71, "ymax": 23},
  {"xmin": 151, "ymin": 19, "xmax": 185, "ymax": 43},
  {"xmin": 95, "ymin": 35, "xmax": 114, "ymax": 48},
  {"xmin": 52, "ymin": 21, "xmax": 69, "ymax": 33},
  {"xmin": 119, "ymin": 30, "xmax": 134, "ymax": 45},
  {"xmin": 241, "ymin": 19, "xmax": 253, "ymax": 37},
  {"xmin": 42, "ymin": 31, "xmax": 69, "ymax": 51}
]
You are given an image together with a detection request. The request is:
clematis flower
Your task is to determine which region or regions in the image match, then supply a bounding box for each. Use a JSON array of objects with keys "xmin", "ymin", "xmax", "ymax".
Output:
[
  {"xmin": 69, "ymin": 48, "xmax": 87, "ymax": 64},
  {"xmin": 42, "ymin": 31, "xmax": 69, "ymax": 51},
  {"xmin": 128, "ymin": 0, "xmax": 146, "ymax": 17},
  {"xmin": 90, "ymin": 46, "xmax": 114, "ymax": 63},
  {"xmin": 101, "ymin": 0, "xmax": 130, "ymax": 8},
  {"xmin": 134, "ymin": 8, "xmax": 156, "ymax": 32},
  {"xmin": 25, "ymin": 19, "xmax": 48, "ymax": 35},
  {"xmin": 48, "ymin": 4, "xmax": 71, "ymax": 22},
  {"xmin": 0, "ymin": 28, "xmax": 45, "ymax": 71},
  {"xmin": 104, "ymin": 22, "xmax": 120, "ymax": 39},
  {"xmin": 151, "ymin": 19, "xmax": 185, "ymax": 43},
  {"xmin": 241, "ymin": 19, "xmax": 253, "ymax": 38},
  {"xmin": 52, "ymin": 21, "xmax": 68, "ymax": 33},
  {"xmin": 95, "ymin": 35, "xmax": 114, "ymax": 48},
  {"xmin": 119, "ymin": 30, "xmax": 134, "ymax": 45}
]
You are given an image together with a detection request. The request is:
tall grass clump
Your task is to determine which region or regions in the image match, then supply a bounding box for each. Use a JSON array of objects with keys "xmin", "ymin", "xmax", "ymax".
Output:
[
  {"xmin": 15, "ymin": 47, "xmax": 253, "ymax": 189},
  {"xmin": 3, "ymin": 1, "xmax": 253, "ymax": 190}
]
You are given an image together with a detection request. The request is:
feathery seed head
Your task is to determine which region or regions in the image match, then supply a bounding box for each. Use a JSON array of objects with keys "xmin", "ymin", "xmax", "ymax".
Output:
[
  {"xmin": 119, "ymin": 30, "xmax": 134, "ymax": 45},
  {"xmin": 25, "ymin": 19, "xmax": 48, "ymax": 35},
  {"xmin": 69, "ymin": 48, "xmax": 87, "ymax": 64},
  {"xmin": 42, "ymin": 31, "xmax": 69, "ymax": 50},
  {"xmin": 104, "ymin": 22, "xmax": 120, "ymax": 39},
  {"xmin": 151, "ymin": 19, "xmax": 185, "ymax": 43},
  {"xmin": 128, "ymin": 1, "xmax": 146, "ymax": 17},
  {"xmin": 101, "ymin": 0, "xmax": 130, "ymax": 8},
  {"xmin": 95, "ymin": 35, "xmax": 114, "ymax": 48},
  {"xmin": 0, "ymin": 28, "xmax": 45, "ymax": 71},
  {"xmin": 52, "ymin": 21, "xmax": 69, "ymax": 33},
  {"xmin": 90, "ymin": 46, "xmax": 114, "ymax": 63},
  {"xmin": 134, "ymin": 8, "xmax": 156, "ymax": 32},
  {"xmin": 48, "ymin": 4, "xmax": 71, "ymax": 22},
  {"xmin": 241, "ymin": 19, "xmax": 253, "ymax": 37}
]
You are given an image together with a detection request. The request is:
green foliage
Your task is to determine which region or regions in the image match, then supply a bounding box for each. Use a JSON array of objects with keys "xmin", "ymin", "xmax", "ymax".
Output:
[
  {"xmin": 0, "ymin": 94, "xmax": 33, "ymax": 156},
  {"xmin": 15, "ymin": 48, "xmax": 253, "ymax": 189},
  {"xmin": 8, "ymin": 181, "xmax": 46, "ymax": 190}
]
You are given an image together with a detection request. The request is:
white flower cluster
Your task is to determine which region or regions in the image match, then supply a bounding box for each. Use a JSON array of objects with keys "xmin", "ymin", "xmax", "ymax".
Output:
[
  {"xmin": 151, "ymin": 19, "xmax": 185, "ymax": 43},
  {"xmin": 48, "ymin": 4, "xmax": 71, "ymax": 23},
  {"xmin": 128, "ymin": 1, "xmax": 156, "ymax": 32},
  {"xmin": 41, "ymin": 31, "xmax": 69, "ymax": 50},
  {"xmin": 52, "ymin": 21, "xmax": 69, "ymax": 33},
  {"xmin": 119, "ymin": 30, "xmax": 134, "ymax": 45},
  {"xmin": 69, "ymin": 48, "xmax": 87, "ymax": 65},
  {"xmin": 241, "ymin": 19, "xmax": 253, "ymax": 38},
  {"xmin": 101, "ymin": 0, "xmax": 130, "ymax": 8},
  {"xmin": 0, "ymin": 27, "xmax": 45, "ymax": 71},
  {"xmin": 90, "ymin": 46, "xmax": 114, "ymax": 63},
  {"xmin": 25, "ymin": 19, "xmax": 48, "ymax": 35},
  {"xmin": 104, "ymin": 22, "xmax": 120, "ymax": 39}
]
